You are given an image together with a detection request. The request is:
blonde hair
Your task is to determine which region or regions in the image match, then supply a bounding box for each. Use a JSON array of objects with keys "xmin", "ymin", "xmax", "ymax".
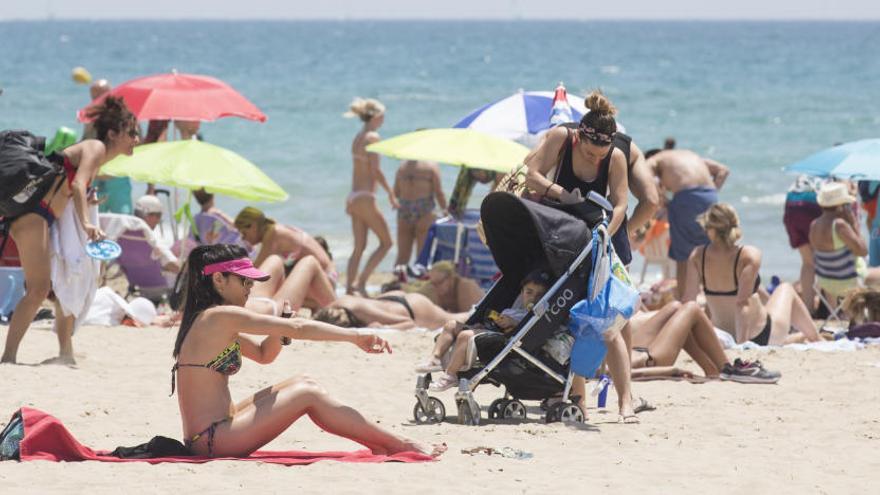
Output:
[
  {"xmin": 430, "ymin": 260, "xmax": 456, "ymax": 277},
  {"xmin": 234, "ymin": 206, "xmax": 276, "ymax": 239},
  {"xmin": 697, "ymin": 203, "xmax": 742, "ymax": 247},
  {"xmin": 344, "ymin": 97, "xmax": 385, "ymax": 122},
  {"xmin": 841, "ymin": 288, "xmax": 880, "ymax": 325}
]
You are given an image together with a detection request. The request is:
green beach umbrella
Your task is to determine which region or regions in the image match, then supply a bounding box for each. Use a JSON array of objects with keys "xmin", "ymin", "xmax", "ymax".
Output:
[
  {"xmin": 365, "ymin": 128, "xmax": 530, "ymax": 173},
  {"xmin": 102, "ymin": 140, "xmax": 288, "ymax": 202}
]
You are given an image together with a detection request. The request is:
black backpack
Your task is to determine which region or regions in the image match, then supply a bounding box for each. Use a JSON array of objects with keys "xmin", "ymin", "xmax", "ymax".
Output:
[{"xmin": 0, "ymin": 130, "xmax": 63, "ymax": 219}]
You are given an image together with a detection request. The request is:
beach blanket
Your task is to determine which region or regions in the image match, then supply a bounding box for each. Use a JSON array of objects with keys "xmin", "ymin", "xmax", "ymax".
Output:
[
  {"xmin": 667, "ymin": 186, "xmax": 718, "ymax": 261},
  {"xmin": 10, "ymin": 407, "xmax": 432, "ymax": 465}
]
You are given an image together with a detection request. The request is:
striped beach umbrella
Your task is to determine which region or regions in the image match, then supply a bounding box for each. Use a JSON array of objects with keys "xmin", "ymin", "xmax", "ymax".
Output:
[{"xmin": 454, "ymin": 89, "xmax": 587, "ymax": 146}]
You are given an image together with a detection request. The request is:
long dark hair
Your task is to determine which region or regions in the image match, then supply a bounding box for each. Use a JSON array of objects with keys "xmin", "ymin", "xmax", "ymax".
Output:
[
  {"xmin": 173, "ymin": 244, "xmax": 249, "ymax": 357},
  {"xmin": 85, "ymin": 95, "xmax": 137, "ymax": 143}
]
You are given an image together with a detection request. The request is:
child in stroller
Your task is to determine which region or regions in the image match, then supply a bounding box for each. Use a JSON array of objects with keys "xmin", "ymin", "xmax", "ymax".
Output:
[{"xmin": 416, "ymin": 268, "xmax": 553, "ymax": 391}]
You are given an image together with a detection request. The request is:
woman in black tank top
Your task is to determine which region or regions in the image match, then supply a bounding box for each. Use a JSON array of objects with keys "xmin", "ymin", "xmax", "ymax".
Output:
[
  {"xmin": 523, "ymin": 90, "xmax": 636, "ymax": 422},
  {"xmin": 523, "ymin": 93, "xmax": 629, "ymax": 246}
]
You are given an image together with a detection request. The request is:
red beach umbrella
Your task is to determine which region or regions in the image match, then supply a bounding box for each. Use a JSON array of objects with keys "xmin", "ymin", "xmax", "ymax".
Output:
[{"xmin": 77, "ymin": 72, "xmax": 267, "ymax": 123}]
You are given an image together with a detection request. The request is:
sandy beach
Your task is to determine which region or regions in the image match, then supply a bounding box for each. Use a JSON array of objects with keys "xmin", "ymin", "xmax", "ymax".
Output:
[{"xmin": 2, "ymin": 320, "xmax": 878, "ymax": 494}]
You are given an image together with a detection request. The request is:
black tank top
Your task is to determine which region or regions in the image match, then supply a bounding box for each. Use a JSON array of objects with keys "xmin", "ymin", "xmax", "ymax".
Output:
[{"xmin": 554, "ymin": 124, "xmax": 613, "ymax": 198}]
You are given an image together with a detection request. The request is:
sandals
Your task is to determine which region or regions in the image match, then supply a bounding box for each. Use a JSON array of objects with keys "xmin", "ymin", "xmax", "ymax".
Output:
[
  {"xmin": 428, "ymin": 372, "xmax": 458, "ymax": 392},
  {"xmin": 414, "ymin": 357, "xmax": 443, "ymax": 374}
]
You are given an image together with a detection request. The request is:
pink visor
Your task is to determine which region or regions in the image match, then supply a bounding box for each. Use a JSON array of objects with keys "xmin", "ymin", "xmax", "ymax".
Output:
[{"xmin": 202, "ymin": 258, "xmax": 270, "ymax": 281}]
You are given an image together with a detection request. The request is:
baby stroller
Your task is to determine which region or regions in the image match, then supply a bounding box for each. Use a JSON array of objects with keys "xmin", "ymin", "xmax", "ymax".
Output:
[{"xmin": 413, "ymin": 191, "xmax": 612, "ymax": 426}]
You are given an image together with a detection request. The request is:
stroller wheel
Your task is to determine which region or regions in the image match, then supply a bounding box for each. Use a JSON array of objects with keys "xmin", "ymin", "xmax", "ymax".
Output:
[
  {"xmin": 488, "ymin": 399, "xmax": 508, "ymax": 420},
  {"xmin": 413, "ymin": 397, "xmax": 446, "ymax": 424},
  {"xmin": 457, "ymin": 399, "xmax": 480, "ymax": 426},
  {"xmin": 557, "ymin": 403, "xmax": 585, "ymax": 423},
  {"xmin": 501, "ymin": 400, "xmax": 526, "ymax": 420}
]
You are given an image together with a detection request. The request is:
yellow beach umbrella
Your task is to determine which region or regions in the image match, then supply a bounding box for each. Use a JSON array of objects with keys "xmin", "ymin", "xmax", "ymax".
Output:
[{"xmin": 366, "ymin": 128, "xmax": 529, "ymax": 173}]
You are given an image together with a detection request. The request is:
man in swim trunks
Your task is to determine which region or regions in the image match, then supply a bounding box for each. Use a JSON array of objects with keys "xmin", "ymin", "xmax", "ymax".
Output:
[{"xmin": 645, "ymin": 148, "xmax": 729, "ymax": 299}]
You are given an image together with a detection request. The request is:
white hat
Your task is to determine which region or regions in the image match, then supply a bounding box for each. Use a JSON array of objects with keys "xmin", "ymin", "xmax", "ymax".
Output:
[
  {"xmin": 135, "ymin": 195, "xmax": 163, "ymax": 215},
  {"xmin": 817, "ymin": 182, "xmax": 856, "ymax": 208},
  {"xmin": 126, "ymin": 297, "xmax": 157, "ymax": 326}
]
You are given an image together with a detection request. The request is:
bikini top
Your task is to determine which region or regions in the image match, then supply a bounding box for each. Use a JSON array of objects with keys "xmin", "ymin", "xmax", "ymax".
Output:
[
  {"xmin": 170, "ymin": 341, "xmax": 242, "ymax": 395},
  {"xmin": 701, "ymin": 245, "xmax": 760, "ymax": 297}
]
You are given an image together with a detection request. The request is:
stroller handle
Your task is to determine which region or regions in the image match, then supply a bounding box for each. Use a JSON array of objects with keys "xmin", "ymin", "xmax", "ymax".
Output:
[{"xmin": 586, "ymin": 191, "xmax": 613, "ymax": 213}]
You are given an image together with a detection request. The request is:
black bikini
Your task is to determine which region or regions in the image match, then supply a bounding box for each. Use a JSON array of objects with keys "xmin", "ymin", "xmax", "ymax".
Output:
[
  {"xmin": 376, "ymin": 295, "xmax": 415, "ymax": 319},
  {"xmin": 700, "ymin": 246, "xmax": 771, "ymax": 345}
]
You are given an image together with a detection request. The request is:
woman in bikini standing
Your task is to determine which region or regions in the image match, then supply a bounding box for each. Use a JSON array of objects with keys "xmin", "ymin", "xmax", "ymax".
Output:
[
  {"xmin": 683, "ymin": 203, "xmax": 820, "ymax": 345},
  {"xmin": 1, "ymin": 96, "xmax": 139, "ymax": 364},
  {"xmin": 345, "ymin": 98, "xmax": 398, "ymax": 295},
  {"xmin": 172, "ymin": 243, "xmax": 442, "ymax": 458},
  {"xmin": 393, "ymin": 159, "xmax": 446, "ymax": 268}
]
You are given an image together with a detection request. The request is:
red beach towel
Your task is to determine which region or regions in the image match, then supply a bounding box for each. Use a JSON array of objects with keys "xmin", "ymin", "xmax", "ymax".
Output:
[{"xmin": 15, "ymin": 407, "xmax": 433, "ymax": 465}]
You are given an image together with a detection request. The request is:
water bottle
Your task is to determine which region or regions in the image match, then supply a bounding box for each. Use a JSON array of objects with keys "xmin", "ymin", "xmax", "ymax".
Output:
[
  {"xmin": 591, "ymin": 374, "xmax": 611, "ymax": 408},
  {"xmin": 280, "ymin": 301, "xmax": 293, "ymax": 346}
]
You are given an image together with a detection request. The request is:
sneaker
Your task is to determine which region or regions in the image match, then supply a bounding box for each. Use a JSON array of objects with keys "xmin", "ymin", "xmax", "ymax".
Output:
[
  {"xmin": 415, "ymin": 357, "xmax": 443, "ymax": 373},
  {"xmin": 428, "ymin": 372, "xmax": 458, "ymax": 392},
  {"xmin": 733, "ymin": 358, "xmax": 781, "ymax": 379},
  {"xmin": 720, "ymin": 361, "xmax": 780, "ymax": 384}
]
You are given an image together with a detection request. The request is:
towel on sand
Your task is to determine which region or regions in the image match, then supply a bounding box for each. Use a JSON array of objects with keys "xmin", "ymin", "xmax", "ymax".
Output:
[{"xmin": 11, "ymin": 407, "xmax": 432, "ymax": 465}]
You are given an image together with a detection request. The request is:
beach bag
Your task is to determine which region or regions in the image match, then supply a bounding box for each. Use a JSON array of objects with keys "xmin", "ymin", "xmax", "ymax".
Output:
[
  {"xmin": 0, "ymin": 130, "xmax": 62, "ymax": 218},
  {"xmin": 568, "ymin": 228, "xmax": 639, "ymax": 377},
  {"xmin": 0, "ymin": 410, "xmax": 24, "ymax": 460}
]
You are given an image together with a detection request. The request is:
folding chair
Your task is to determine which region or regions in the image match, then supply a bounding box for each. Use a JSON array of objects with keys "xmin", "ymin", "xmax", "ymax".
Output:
[
  {"xmin": 636, "ymin": 220, "xmax": 675, "ymax": 285},
  {"xmin": 115, "ymin": 229, "xmax": 172, "ymax": 304}
]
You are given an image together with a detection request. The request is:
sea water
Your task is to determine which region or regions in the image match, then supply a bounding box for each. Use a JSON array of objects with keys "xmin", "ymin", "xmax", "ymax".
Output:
[{"xmin": 1, "ymin": 20, "xmax": 879, "ymax": 280}]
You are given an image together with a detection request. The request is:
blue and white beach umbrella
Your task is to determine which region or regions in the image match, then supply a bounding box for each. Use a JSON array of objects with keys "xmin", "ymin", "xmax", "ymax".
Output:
[
  {"xmin": 454, "ymin": 89, "xmax": 589, "ymax": 145},
  {"xmin": 784, "ymin": 139, "xmax": 880, "ymax": 180}
]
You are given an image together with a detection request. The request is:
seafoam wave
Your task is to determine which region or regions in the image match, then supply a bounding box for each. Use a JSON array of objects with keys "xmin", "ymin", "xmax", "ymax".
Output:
[{"xmin": 740, "ymin": 193, "xmax": 787, "ymax": 206}]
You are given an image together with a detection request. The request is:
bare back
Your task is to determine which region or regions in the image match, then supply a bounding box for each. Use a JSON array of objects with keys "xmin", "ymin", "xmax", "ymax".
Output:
[
  {"xmin": 351, "ymin": 130, "xmax": 379, "ymax": 193},
  {"xmin": 652, "ymin": 149, "xmax": 715, "ymax": 193},
  {"xmin": 395, "ymin": 160, "xmax": 439, "ymax": 201}
]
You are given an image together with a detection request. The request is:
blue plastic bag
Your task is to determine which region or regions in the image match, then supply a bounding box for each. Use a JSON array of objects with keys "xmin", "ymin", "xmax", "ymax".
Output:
[{"xmin": 568, "ymin": 228, "xmax": 640, "ymax": 377}]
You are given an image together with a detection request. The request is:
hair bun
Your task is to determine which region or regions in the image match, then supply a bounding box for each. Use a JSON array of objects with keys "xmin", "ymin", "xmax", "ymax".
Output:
[{"xmin": 584, "ymin": 90, "xmax": 617, "ymax": 116}]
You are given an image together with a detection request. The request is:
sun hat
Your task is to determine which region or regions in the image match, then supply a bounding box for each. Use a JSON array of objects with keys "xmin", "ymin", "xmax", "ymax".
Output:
[
  {"xmin": 817, "ymin": 182, "xmax": 856, "ymax": 207},
  {"xmin": 202, "ymin": 258, "xmax": 271, "ymax": 281},
  {"xmin": 134, "ymin": 195, "xmax": 163, "ymax": 215},
  {"xmin": 126, "ymin": 297, "xmax": 157, "ymax": 326}
]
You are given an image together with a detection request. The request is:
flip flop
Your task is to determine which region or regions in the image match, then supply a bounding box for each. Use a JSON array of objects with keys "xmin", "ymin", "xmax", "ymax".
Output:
[{"xmin": 618, "ymin": 414, "xmax": 640, "ymax": 424}]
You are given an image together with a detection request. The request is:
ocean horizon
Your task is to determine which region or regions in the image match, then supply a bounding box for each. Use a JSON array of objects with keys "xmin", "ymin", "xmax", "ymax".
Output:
[{"xmin": 2, "ymin": 20, "xmax": 878, "ymax": 281}]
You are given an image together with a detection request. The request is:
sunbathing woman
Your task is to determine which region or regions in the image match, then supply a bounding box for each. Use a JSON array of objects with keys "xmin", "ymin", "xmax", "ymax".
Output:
[
  {"xmin": 628, "ymin": 301, "xmax": 780, "ymax": 383},
  {"xmin": 2, "ymin": 96, "xmax": 139, "ymax": 364},
  {"xmin": 314, "ymin": 292, "xmax": 470, "ymax": 330},
  {"xmin": 683, "ymin": 203, "xmax": 821, "ymax": 345},
  {"xmin": 234, "ymin": 207, "xmax": 337, "ymax": 283},
  {"xmin": 344, "ymin": 98, "xmax": 398, "ymax": 295},
  {"xmin": 246, "ymin": 254, "xmax": 336, "ymax": 316},
  {"xmin": 393, "ymin": 159, "xmax": 447, "ymax": 267},
  {"xmin": 172, "ymin": 244, "xmax": 442, "ymax": 458}
]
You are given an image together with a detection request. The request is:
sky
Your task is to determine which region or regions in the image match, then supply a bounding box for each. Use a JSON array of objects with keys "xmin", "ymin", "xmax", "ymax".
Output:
[{"xmin": 3, "ymin": 0, "xmax": 880, "ymax": 21}]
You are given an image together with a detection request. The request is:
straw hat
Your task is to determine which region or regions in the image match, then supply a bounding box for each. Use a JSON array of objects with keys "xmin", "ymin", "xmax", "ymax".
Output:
[{"xmin": 817, "ymin": 182, "xmax": 856, "ymax": 207}]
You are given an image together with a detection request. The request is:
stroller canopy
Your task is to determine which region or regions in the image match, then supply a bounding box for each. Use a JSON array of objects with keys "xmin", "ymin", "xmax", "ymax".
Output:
[{"xmin": 480, "ymin": 192, "xmax": 592, "ymax": 279}]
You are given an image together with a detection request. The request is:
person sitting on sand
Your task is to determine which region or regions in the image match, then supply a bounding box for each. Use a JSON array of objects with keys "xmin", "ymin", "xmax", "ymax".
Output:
[
  {"xmin": 171, "ymin": 244, "xmax": 443, "ymax": 458},
  {"xmin": 313, "ymin": 292, "xmax": 470, "ymax": 331},
  {"xmin": 246, "ymin": 254, "xmax": 336, "ymax": 317},
  {"xmin": 234, "ymin": 206, "xmax": 337, "ymax": 284},
  {"xmin": 683, "ymin": 203, "xmax": 821, "ymax": 345},
  {"xmin": 423, "ymin": 268, "xmax": 552, "ymax": 392},
  {"xmin": 393, "ymin": 159, "xmax": 447, "ymax": 268},
  {"xmin": 419, "ymin": 261, "xmax": 485, "ymax": 313},
  {"xmin": 628, "ymin": 300, "xmax": 780, "ymax": 383}
]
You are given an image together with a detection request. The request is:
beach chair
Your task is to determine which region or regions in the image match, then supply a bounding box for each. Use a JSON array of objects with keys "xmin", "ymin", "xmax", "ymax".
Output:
[
  {"xmin": 635, "ymin": 220, "xmax": 674, "ymax": 285},
  {"xmin": 114, "ymin": 229, "xmax": 173, "ymax": 304},
  {"xmin": 193, "ymin": 212, "xmax": 244, "ymax": 246},
  {"xmin": 0, "ymin": 267, "xmax": 25, "ymax": 321},
  {"xmin": 415, "ymin": 209, "xmax": 500, "ymax": 289}
]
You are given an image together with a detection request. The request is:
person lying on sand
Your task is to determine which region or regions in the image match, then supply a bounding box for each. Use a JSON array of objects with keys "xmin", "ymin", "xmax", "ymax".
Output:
[
  {"xmin": 171, "ymin": 243, "xmax": 444, "ymax": 458},
  {"xmin": 314, "ymin": 292, "xmax": 470, "ymax": 330}
]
